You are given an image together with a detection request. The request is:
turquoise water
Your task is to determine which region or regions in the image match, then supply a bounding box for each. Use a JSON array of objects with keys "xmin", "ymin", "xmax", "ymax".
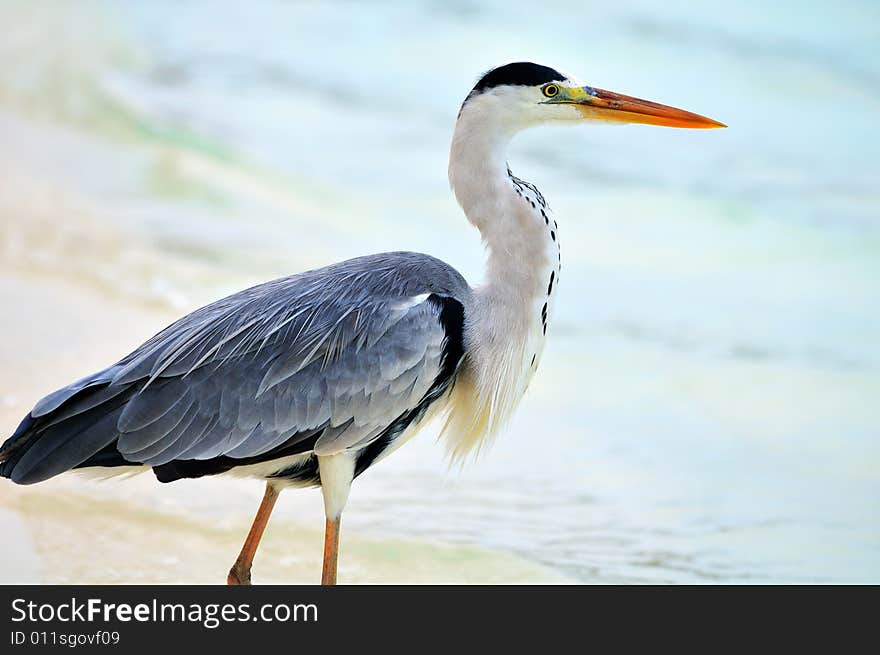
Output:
[{"xmin": 1, "ymin": 0, "xmax": 878, "ymax": 581}]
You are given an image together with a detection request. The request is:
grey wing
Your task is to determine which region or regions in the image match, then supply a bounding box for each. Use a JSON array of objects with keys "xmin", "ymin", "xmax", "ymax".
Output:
[
  {"xmin": 0, "ymin": 252, "xmax": 469, "ymax": 484},
  {"xmin": 107, "ymin": 253, "xmax": 468, "ymax": 466},
  {"xmin": 112, "ymin": 296, "xmax": 447, "ymax": 465}
]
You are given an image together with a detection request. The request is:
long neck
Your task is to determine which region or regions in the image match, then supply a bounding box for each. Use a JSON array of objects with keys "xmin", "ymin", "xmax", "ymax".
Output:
[
  {"xmin": 448, "ymin": 108, "xmax": 559, "ymax": 321},
  {"xmin": 441, "ymin": 105, "xmax": 562, "ymax": 463}
]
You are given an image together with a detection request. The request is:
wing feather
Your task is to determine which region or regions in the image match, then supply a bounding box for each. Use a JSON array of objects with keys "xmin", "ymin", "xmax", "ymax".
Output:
[
  {"xmin": 127, "ymin": 294, "xmax": 449, "ymax": 461},
  {"xmin": 2, "ymin": 252, "xmax": 469, "ymax": 483}
]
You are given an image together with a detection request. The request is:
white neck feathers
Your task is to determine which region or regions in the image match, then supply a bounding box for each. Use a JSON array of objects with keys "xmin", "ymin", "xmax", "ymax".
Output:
[{"xmin": 442, "ymin": 96, "xmax": 561, "ymax": 462}]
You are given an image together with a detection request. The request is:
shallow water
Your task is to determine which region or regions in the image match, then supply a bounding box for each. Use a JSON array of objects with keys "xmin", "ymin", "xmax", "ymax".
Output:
[{"xmin": 1, "ymin": 0, "xmax": 878, "ymax": 582}]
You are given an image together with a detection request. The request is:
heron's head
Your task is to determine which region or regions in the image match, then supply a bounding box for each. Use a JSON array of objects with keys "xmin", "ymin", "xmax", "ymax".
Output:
[{"xmin": 459, "ymin": 62, "xmax": 725, "ymax": 132}]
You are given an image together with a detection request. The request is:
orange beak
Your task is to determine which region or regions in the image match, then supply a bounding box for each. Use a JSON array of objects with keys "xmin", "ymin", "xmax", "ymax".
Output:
[{"xmin": 566, "ymin": 86, "xmax": 725, "ymax": 129}]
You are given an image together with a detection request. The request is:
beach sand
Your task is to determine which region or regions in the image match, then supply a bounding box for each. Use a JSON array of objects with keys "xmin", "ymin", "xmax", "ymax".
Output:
[
  {"xmin": 0, "ymin": 482, "xmax": 561, "ymax": 584},
  {"xmin": 0, "ymin": 270, "xmax": 565, "ymax": 584}
]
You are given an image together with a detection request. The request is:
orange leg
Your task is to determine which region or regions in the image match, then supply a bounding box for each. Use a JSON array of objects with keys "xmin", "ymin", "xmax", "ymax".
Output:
[
  {"xmin": 227, "ymin": 482, "xmax": 280, "ymax": 585},
  {"xmin": 321, "ymin": 516, "xmax": 341, "ymax": 585}
]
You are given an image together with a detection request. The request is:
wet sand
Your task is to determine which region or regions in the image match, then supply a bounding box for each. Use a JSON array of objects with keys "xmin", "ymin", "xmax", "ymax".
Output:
[
  {"xmin": 0, "ymin": 270, "xmax": 565, "ymax": 584},
  {"xmin": 0, "ymin": 482, "xmax": 562, "ymax": 584}
]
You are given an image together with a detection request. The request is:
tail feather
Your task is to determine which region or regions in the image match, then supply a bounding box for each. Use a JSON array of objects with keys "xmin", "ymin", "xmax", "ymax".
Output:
[
  {"xmin": 37, "ymin": 383, "xmax": 133, "ymax": 432},
  {"xmin": 0, "ymin": 377, "xmax": 135, "ymax": 485},
  {"xmin": 31, "ymin": 368, "xmax": 118, "ymax": 418},
  {"xmin": 0, "ymin": 413, "xmax": 38, "ymax": 463},
  {"xmin": 5, "ymin": 405, "xmax": 125, "ymax": 484}
]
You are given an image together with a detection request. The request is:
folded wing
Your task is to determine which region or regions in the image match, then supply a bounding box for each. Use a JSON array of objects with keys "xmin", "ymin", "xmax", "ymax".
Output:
[{"xmin": 0, "ymin": 252, "xmax": 469, "ymax": 484}]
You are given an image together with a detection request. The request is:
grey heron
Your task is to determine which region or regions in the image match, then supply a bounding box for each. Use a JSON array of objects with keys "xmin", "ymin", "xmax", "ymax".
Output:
[{"xmin": 0, "ymin": 62, "xmax": 723, "ymax": 585}]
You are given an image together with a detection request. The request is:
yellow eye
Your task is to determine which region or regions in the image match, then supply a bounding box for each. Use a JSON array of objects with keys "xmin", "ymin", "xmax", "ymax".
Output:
[{"xmin": 543, "ymin": 84, "xmax": 559, "ymax": 98}]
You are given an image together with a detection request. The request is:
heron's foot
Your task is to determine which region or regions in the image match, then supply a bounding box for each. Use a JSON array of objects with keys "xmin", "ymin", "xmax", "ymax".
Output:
[{"xmin": 227, "ymin": 565, "xmax": 252, "ymax": 586}]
